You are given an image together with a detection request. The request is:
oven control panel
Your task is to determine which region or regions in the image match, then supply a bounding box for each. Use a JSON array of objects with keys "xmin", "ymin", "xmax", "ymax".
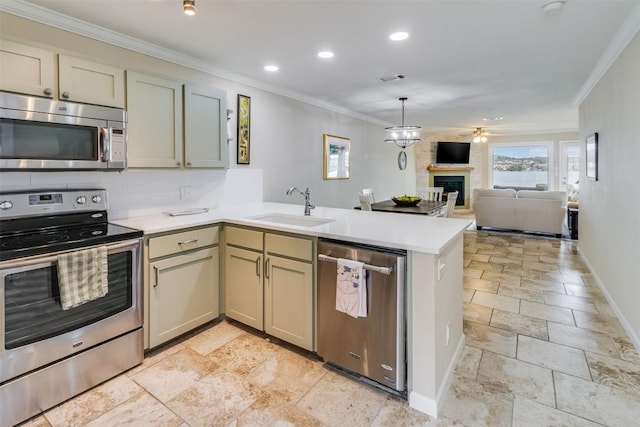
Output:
[
  {"xmin": 28, "ymin": 193, "xmax": 64, "ymax": 205},
  {"xmin": 0, "ymin": 189, "xmax": 108, "ymax": 219}
]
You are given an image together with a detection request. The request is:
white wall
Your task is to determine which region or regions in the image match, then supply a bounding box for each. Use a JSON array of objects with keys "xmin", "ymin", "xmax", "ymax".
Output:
[
  {"xmin": 236, "ymin": 87, "xmax": 416, "ymax": 208},
  {"xmin": 579, "ymin": 32, "xmax": 640, "ymax": 347},
  {"xmin": 0, "ymin": 13, "xmax": 416, "ymax": 213}
]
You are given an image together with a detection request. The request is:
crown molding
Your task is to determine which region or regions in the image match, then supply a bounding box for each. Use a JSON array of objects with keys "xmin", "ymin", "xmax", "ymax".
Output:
[
  {"xmin": 0, "ymin": 0, "xmax": 390, "ymax": 127},
  {"xmin": 573, "ymin": 1, "xmax": 640, "ymax": 106}
]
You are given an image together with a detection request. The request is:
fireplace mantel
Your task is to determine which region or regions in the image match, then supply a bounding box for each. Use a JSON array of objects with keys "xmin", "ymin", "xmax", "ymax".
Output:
[{"xmin": 427, "ymin": 165, "xmax": 475, "ymax": 171}]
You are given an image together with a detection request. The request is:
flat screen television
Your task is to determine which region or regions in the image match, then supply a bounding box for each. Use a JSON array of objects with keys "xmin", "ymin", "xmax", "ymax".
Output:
[{"xmin": 436, "ymin": 141, "xmax": 471, "ymax": 164}]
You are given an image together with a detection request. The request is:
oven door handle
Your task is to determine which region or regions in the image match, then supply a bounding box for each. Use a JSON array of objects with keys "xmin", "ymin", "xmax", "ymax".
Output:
[{"xmin": 0, "ymin": 239, "xmax": 140, "ymax": 270}]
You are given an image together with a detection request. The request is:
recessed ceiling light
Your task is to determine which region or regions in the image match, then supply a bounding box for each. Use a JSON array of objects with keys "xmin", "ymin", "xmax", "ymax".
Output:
[
  {"xmin": 264, "ymin": 65, "xmax": 279, "ymax": 72},
  {"xmin": 183, "ymin": 0, "xmax": 195, "ymax": 16},
  {"xmin": 318, "ymin": 51, "xmax": 334, "ymax": 59},
  {"xmin": 483, "ymin": 116, "xmax": 504, "ymax": 121},
  {"xmin": 389, "ymin": 32, "xmax": 409, "ymax": 41},
  {"xmin": 542, "ymin": 0, "xmax": 566, "ymax": 16}
]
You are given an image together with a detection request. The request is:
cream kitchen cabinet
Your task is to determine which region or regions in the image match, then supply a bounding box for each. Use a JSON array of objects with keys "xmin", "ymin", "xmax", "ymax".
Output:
[
  {"xmin": 264, "ymin": 233, "xmax": 314, "ymax": 350},
  {"xmin": 145, "ymin": 225, "xmax": 220, "ymax": 349},
  {"xmin": 126, "ymin": 71, "xmax": 228, "ymax": 169},
  {"xmin": 57, "ymin": 55, "xmax": 125, "ymax": 108},
  {"xmin": 0, "ymin": 39, "xmax": 124, "ymax": 108},
  {"xmin": 0, "ymin": 40, "xmax": 55, "ymax": 98},
  {"xmin": 224, "ymin": 227, "xmax": 264, "ymax": 330},
  {"xmin": 184, "ymin": 84, "xmax": 228, "ymax": 168},
  {"xmin": 224, "ymin": 226, "xmax": 315, "ymax": 351},
  {"xmin": 126, "ymin": 71, "xmax": 183, "ymax": 168},
  {"xmin": 225, "ymin": 245, "xmax": 264, "ymax": 330}
]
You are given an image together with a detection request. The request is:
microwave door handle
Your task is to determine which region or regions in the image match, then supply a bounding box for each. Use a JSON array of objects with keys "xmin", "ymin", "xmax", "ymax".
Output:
[{"xmin": 100, "ymin": 127, "xmax": 110, "ymax": 162}]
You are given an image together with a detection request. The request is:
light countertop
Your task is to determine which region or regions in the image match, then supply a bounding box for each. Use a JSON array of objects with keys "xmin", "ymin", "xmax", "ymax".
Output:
[{"xmin": 111, "ymin": 202, "xmax": 473, "ymax": 254}]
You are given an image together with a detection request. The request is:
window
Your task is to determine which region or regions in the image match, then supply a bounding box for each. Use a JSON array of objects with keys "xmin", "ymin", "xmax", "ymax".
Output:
[{"xmin": 489, "ymin": 142, "xmax": 552, "ymax": 190}]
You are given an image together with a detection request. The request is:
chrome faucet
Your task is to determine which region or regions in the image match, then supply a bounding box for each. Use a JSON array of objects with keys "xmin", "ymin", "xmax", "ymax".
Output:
[{"xmin": 286, "ymin": 186, "xmax": 315, "ymax": 216}]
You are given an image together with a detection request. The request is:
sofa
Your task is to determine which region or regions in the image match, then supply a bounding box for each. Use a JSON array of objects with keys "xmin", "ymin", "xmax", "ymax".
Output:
[{"xmin": 473, "ymin": 188, "xmax": 568, "ymax": 237}]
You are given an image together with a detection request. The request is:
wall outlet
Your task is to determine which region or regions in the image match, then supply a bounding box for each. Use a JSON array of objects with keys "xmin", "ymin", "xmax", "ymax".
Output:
[
  {"xmin": 446, "ymin": 321, "xmax": 451, "ymax": 346},
  {"xmin": 180, "ymin": 186, "xmax": 194, "ymax": 200}
]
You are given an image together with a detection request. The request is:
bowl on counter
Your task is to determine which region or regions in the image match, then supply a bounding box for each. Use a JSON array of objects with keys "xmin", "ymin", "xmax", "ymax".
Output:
[{"xmin": 391, "ymin": 196, "xmax": 422, "ymax": 206}]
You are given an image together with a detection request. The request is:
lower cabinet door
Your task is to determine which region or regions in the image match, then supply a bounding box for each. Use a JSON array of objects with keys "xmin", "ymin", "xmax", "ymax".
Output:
[
  {"xmin": 225, "ymin": 246, "xmax": 264, "ymax": 330},
  {"xmin": 149, "ymin": 247, "xmax": 219, "ymax": 348},
  {"xmin": 264, "ymin": 255, "xmax": 314, "ymax": 351}
]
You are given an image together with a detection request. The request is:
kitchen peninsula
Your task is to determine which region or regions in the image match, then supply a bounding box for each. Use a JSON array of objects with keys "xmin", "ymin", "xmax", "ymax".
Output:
[{"xmin": 113, "ymin": 202, "xmax": 472, "ymax": 417}]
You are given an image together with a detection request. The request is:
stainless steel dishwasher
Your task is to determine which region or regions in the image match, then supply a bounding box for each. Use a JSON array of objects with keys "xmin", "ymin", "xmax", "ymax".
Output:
[{"xmin": 317, "ymin": 239, "xmax": 406, "ymax": 393}]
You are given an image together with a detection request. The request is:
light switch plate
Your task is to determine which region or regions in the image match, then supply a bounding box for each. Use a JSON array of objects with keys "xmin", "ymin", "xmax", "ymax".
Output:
[{"xmin": 179, "ymin": 186, "xmax": 194, "ymax": 200}]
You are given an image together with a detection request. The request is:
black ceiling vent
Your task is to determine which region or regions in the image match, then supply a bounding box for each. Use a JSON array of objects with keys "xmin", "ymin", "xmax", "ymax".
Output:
[{"xmin": 378, "ymin": 74, "xmax": 406, "ymax": 83}]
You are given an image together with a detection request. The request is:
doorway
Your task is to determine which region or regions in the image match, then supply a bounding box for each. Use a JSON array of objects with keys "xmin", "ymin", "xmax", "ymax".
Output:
[{"xmin": 559, "ymin": 141, "xmax": 580, "ymax": 200}]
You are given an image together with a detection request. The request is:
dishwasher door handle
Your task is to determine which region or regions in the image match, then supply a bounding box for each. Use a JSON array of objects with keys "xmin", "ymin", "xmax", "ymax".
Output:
[{"xmin": 318, "ymin": 254, "xmax": 393, "ymax": 275}]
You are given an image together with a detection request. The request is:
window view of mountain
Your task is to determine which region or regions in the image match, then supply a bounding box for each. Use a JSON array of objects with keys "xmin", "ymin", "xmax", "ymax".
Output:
[
  {"xmin": 490, "ymin": 145, "xmax": 550, "ymax": 189},
  {"xmin": 492, "ymin": 155, "xmax": 548, "ymax": 172}
]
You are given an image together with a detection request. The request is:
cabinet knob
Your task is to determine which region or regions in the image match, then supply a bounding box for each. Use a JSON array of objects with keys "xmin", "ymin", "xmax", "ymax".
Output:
[
  {"xmin": 61, "ymin": 91, "xmax": 70, "ymax": 99},
  {"xmin": 187, "ymin": 161, "xmax": 192, "ymax": 166},
  {"xmin": 43, "ymin": 88, "xmax": 53, "ymax": 96},
  {"xmin": 176, "ymin": 161, "xmax": 181, "ymax": 166}
]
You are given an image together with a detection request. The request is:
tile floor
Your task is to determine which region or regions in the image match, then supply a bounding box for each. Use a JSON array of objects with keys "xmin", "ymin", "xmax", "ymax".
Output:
[{"xmin": 20, "ymin": 230, "xmax": 640, "ymax": 426}]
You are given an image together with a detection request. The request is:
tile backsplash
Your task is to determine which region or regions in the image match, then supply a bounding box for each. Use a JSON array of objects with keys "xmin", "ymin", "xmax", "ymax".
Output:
[{"xmin": 0, "ymin": 168, "xmax": 263, "ymax": 219}]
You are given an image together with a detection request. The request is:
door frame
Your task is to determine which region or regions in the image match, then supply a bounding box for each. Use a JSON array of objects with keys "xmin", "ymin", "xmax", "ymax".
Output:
[{"xmin": 559, "ymin": 140, "xmax": 580, "ymax": 192}]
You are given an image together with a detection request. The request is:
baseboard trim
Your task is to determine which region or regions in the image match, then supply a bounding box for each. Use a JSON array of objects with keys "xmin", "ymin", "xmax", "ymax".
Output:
[
  {"xmin": 577, "ymin": 247, "xmax": 640, "ymax": 353},
  {"xmin": 436, "ymin": 333, "xmax": 466, "ymax": 404},
  {"xmin": 408, "ymin": 334, "xmax": 466, "ymax": 418},
  {"xmin": 408, "ymin": 390, "xmax": 438, "ymax": 418}
]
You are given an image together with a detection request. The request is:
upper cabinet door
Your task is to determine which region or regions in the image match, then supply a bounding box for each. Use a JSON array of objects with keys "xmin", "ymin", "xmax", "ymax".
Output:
[
  {"xmin": 184, "ymin": 84, "xmax": 228, "ymax": 168},
  {"xmin": 0, "ymin": 39, "xmax": 55, "ymax": 98},
  {"xmin": 126, "ymin": 71, "xmax": 184, "ymax": 168},
  {"xmin": 58, "ymin": 55, "xmax": 124, "ymax": 108}
]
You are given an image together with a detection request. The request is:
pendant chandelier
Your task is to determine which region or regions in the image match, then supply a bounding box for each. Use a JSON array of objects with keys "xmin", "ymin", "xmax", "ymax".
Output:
[
  {"xmin": 385, "ymin": 97, "xmax": 421, "ymax": 149},
  {"xmin": 473, "ymin": 127, "xmax": 488, "ymax": 143}
]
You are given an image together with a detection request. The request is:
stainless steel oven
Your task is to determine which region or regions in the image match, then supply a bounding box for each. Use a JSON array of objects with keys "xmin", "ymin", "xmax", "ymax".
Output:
[
  {"xmin": 0, "ymin": 91, "xmax": 127, "ymax": 171},
  {"xmin": 0, "ymin": 189, "xmax": 142, "ymax": 427}
]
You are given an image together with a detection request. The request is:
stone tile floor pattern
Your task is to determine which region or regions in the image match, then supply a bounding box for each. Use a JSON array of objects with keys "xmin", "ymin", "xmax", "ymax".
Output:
[{"xmin": 20, "ymin": 230, "xmax": 640, "ymax": 426}]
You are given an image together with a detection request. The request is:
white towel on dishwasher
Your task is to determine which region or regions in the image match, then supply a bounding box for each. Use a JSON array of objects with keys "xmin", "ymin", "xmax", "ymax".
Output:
[{"xmin": 336, "ymin": 258, "xmax": 367, "ymax": 318}]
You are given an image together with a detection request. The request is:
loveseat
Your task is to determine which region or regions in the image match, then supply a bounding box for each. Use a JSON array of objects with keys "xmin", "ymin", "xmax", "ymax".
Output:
[{"xmin": 473, "ymin": 188, "xmax": 567, "ymax": 237}]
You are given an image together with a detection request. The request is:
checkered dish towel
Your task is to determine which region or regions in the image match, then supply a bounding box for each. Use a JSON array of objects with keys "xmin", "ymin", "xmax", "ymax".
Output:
[{"xmin": 57, "ymin": 246, "xmax": 109, "ymax": 310}]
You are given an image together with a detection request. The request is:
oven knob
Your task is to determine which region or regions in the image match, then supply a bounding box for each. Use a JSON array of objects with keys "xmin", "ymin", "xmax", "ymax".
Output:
[
  {"xmin": 76, "ymin": 196, "xmax": 87, "ymax": 204},
  {"xmin": 0, "ymin": 200, "xmax": 13, "ymax": 210},
  {"xmin": 92, "ymin": 195, "xmax": 102, "ymax": 204}
]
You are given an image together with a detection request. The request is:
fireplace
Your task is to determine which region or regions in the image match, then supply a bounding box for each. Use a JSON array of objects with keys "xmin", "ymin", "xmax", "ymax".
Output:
[
  {"xmin": 427, "ymin": 165, "xmax": 473, "ymax": 209},
  {"xmin": 434, "ymin": 176, "xmax": 465, "ymax": 206}
]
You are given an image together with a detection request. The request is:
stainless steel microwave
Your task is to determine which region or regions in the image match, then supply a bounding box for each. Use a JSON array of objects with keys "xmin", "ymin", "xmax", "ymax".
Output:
[{"xmin": 0, "ymin": 92, "xmax": 127, "ymax": 171}]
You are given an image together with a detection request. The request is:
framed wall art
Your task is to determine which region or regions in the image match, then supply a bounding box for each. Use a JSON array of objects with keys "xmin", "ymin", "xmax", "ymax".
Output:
[
  {"xmin": 323, "ymin": 134, "xmax": 350, "ymax": 180},
  {"xmin": 586, "ymin": 132, "xmax": 598, "ymax": 181},
  {"xmin": 237, "ymin": 94, "xmax": 251, "ymax": 164}
]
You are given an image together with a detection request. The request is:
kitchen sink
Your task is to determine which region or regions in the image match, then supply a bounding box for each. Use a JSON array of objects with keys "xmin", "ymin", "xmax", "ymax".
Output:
[{"xmin": 248, "ymin": 213, "xmax": 335, "ymax": 228}]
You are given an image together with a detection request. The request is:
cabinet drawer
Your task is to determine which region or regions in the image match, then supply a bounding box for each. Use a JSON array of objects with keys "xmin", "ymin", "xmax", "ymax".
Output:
[
  {"xmin": 266, "ymin": 233, "xmax": 313, "ymax": 261},
  {"xmin": 225, "ymin": 226, "xmax": 263, "ymax": 251},
  {"xmin": 149, "ymin": 226, "xmax": 218, "ymax": 259}
]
